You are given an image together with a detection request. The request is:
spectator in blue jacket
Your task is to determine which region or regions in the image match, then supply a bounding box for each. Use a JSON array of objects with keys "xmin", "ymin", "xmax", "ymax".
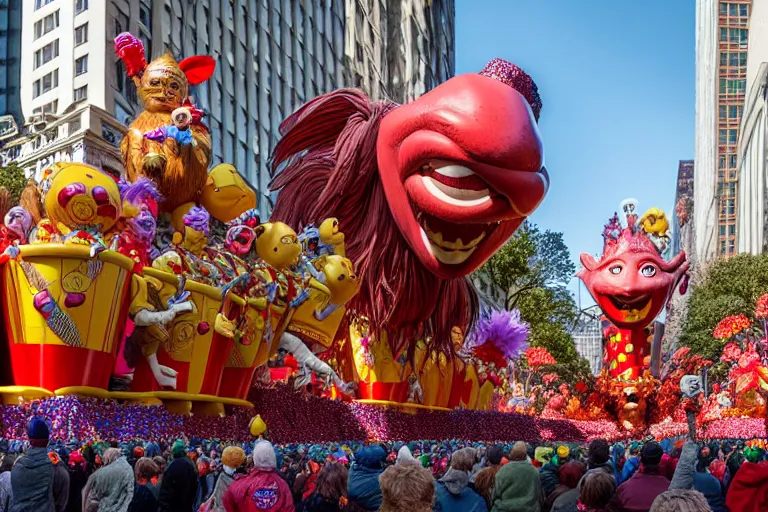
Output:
[
  {"xmin": 347, "ymin": 446, "xmax": 385, "ymax": 511},
  {"xmin": 434, "ymin": 448, "xmax": 486, "ymax": 512}
]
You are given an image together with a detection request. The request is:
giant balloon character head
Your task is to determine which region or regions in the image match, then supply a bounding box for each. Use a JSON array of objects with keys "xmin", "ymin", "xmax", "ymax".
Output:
[
  {"xmin": 270, "ymin": 58, "xmax": 546, "ymax": 355},
  {"xmin": 376, "ymin": 59, "xmax": 547, "ymax": 279},
  {"xmin": 44, "ymin": 163, "xmax": 122, "ymax": 233},
  {"xmin": 200, "ymin": 164, "xmax": 257, "ymax": 223},
  {"xmin": 578, "ymin": 213, "xmax": 689, "ymax": 330}
]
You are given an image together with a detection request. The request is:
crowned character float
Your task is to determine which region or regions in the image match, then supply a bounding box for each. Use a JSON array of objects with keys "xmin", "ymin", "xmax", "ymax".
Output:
[{"xmin": 578, "ymin": 202, "xmax": 689, "ymax": 381}]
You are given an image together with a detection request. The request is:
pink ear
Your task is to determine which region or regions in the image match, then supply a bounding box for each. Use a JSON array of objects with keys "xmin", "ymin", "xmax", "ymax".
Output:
[
  {"xmin": 580, "ymin": 253, "xmax": 598, "ymax": 272},
  {"xmin": 179, "ymin": 56, "xmax": 216, "ymax": 85}
]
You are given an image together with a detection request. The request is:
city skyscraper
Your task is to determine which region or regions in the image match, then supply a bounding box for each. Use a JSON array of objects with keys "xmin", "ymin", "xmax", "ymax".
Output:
[
  {"xmin": 0, "ymin": 0, "xmax": 23, "ymax": 132},
  {"xmin": 736, "ymin": 0, "xmax": 768, "ymax": 255},
  {"xmin": 694, "ymin": 0, "xmax": 751, "ymax": 261},
  {"xmin": 1, "ymin": 0, "xmax": 455, "ymax": 220}
]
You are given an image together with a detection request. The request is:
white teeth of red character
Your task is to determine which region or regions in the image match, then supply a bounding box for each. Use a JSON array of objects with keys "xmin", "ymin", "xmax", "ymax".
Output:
[
  {"xmin": 422, "ymin": 161, "xmax": 491, "ymax": 206},
  {"xmin": 417, "ymin": 215, "xmax": 486, "ymax": 266}
]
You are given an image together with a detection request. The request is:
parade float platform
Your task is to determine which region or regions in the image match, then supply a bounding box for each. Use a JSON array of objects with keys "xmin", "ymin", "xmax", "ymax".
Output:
[{"xmin": 0, "ymin": 383, "xmax": 763, "ymax": 444}]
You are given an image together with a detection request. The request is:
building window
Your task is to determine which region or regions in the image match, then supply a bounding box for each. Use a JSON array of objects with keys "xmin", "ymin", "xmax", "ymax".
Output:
[
  {"xmin": 719, "ymin": 155, "xmax": 726, "ymax": 168},
  {"xmin": 34, "ymin": 10, "xmax": 59, "ymax": 39},
  {"xmin": 720, "ymin": 78, "xmax": 726, "ymax": 94},
  {"xmin": 720, "ymin": 52, "xmax": 727, "ymax": 66},
  {"xmin": 728, "ymin": 154, "xmax": 737, "ymax": 168},
  {"xmin": 729, "ymin": 224, "xmax": 736, "ymax": 236},
  {"xmin": 75, "ymin": 23, "xmax": 88, "ymax": 46},
  {"xmin": 720, "ymin": 240, "xmax": 727, "ymax": 254},
  {"xmin": 75, "ymin": 55, "xmax": 88, "ymax": 75},
  {"xmin": 720, "ymin": 27, "xmax": 728, "ymax": 41},
  {"xmin": 139, "ymin": 4, "xmax": 151, "ymax": 28},
  {"xmin": 74, "ymin": 85, "xmax": 88, "ymax": 101},
  {"xmin": 728, "ymin": 129, "xmax": 737, "ymax": 144},
  {"xmin": 35, "ymin": 0, "xmax": 55, "ymax": 10},
  {"xmin": 33, "ymin": 69, "xmax": 58, "ymax": 98},
  {"xmin": 34, "ymin": 39, "xmax": 59, "ymax": 69},
  {"xmin": 728, "ymin": 28, "xmax": 748, "ymax": 44},
  {"xmin": 139, "ymin": 33, "xmax": 152, "ymax": 60},
  {"xmin": 728, "ymin": 239, "xmax": 735, "ymax": 254},
  {"xmin": 720, "ymin": 225, "xmax": 726, "ymax": 236},
  {"xmin": 719, "ymin": 129, "xmax": 727, "ymax": 144},
  {"xmin": 740, "ymin": 4, "xmax": 748, "ymax": 17},
  {"xmin": 116, "ymin": 10, "xmax": 129, "ymax": 37},
  {"xmin": 719, "ymin": 105, "xmax": 727, "ymax": 119},
  {"xmin": 728, "ymin": 199, "xmax": 735, "ymax": 216},
  {"xmin": 33, "ymin": 100, "xmax": 58, "ymax": 114},
  {"xmin": 75, "ymin": 0, "xmax": 87, "ymax": 14}
]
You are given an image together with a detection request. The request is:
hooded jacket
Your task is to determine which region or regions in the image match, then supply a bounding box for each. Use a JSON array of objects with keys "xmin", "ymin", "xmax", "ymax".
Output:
[
  {"xmin": 434, "ymin": 468, "xmax": 487, "ymax": 512},
  {"xmin": 725, "ymin": 461, "xmax": 768, "ymax": 512},
  {"xmin": 11, "ymin": 447, "xmax": 69, "ymax": 512},
  {"xmin": 81, "ymin": 456, "xmax": 134, "ymax": 512},
  {"xmin": 491, "ymin": 460, "xmax": 542, "ymax": 512},
  {"xmin": 347, "ymin": 447, "xmax": 385, "ymax": 511},
  {"xmin": 222, "ymin": 468, "xmax": 293, "ymax": 512}
]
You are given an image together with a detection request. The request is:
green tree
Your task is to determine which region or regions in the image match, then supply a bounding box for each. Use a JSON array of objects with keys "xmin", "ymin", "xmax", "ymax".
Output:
[
  {"xmin": 476, "ymin": 221, "xmax": 592, "ymax": 382},
  {"xmin": 0, "ymin": 162, "xmax": 27, "ymax": 203},
  {"xmin": 680, "ymin": 253, "xmax": 768, "ymax": 361}
]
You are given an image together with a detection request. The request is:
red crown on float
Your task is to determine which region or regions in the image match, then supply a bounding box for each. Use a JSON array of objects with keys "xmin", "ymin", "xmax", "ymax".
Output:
[
  {"xmin": 114, "ymin": 32, "xmax": 215, "ymax": 85},
  {"xmin": 479, "ymin": 58, "xmax": 542, "ymax": 121}
]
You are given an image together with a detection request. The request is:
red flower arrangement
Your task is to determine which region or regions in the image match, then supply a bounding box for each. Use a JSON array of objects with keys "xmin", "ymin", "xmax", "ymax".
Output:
[
  {"xmin": 575, "ymin": 381, "xmax": 589, "ymax": 394},
  {"xmin": 542, "ymin": 373, "xmax": 559, "ymax": 385},
  {"xmin": 713, "ymin": 315, "xmax": 752, "ymax": 340},
  {"xmin": 756, "ymin": 294, "xmax": 768, "ymax": 319},
  {"xmin": 526, "ymin": 347, "xmax": 556, "ymax": 367},
  {"xmin": 720, "ymin": 343, "xmax": 742, "ymax": 363}
]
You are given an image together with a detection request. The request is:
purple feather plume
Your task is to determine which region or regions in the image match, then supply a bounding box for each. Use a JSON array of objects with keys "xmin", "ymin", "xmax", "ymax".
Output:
[
  {"xmin": 119, "ymin": 177, "xmax": 163, "ymax": 205},
  {"xmin": 466, "ymin": 309, "xmax": 529, "ymax": 360},
  {"xmin": 183, "ymin": 205, "xmax": 211, "ymax": 236}
]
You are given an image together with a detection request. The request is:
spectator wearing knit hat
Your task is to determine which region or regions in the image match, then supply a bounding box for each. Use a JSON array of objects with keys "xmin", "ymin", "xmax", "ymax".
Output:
[
  {"xmin": 158, "ymin": 440, "xmax": 199, "ymax": 512},
  {"xmin": 611, "ymin": 441, "xmax": 670, "ymax": 512},
  {"xmin": 204, "ymin": 446, "xmax": 246, "ymax": 512},
  {"xmin": 10, "ymin": 417, "xmax": 70, "ymax": 512}
]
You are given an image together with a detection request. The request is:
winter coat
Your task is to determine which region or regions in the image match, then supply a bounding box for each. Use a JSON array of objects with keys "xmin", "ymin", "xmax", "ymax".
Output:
[
  {"xmin": 127, "ymin": 484, "xmax": 158, "ymax": 512},
  {"xmin": 300, "ymin": 493, "xmax": 344, "ymax": 512},
  {"xmin": 620, "ymin": 457, "xmax": 640, "ymax": 485},
  {"xmin": 610, "ymin": 470, "xmax": 670, "ymax": 512},
  {"xmin": 549, "ymin": 488, "xmax": 578, "ymax": 512},
  {"xmin": 693, "ymin": 472, "xmax": 727, "ymax": 512},
  {"xmin": 539, "ymin": 463, "xmax": 561, "ymax": 498},
  {"xmin": 81, "ymin": 456, "xmax": 134, "ymax": 512},
  {"xmin": 10, "ymin": 447, "xmax": 69, "ymax": 512},
  {"xmin": 0, "ymin": 472, "xmax": 12, "ymax": 512},
  {"xmin": 158, "ymin": 457, "xmax": 199, "ymax": 512},
  {"xmin": 222, "ymin": 468, "xmax": 293, "ymax": 512},
  {"xmin": 205, "ymin": 470, "xmax": 237, "ymax": 512},
  {"xmin": 491, "ymin": 460, "xmax": 542, "ymax": 512},
  {"xmin": 65, "ymin": 465, "xmax": 87, "ymax": 512},
  {"xmin": 194, "ymin": 472, "xmax": 216, "ymax": 510},
  {"xmin": 434, "ymin": 468, "xmax": 487, "ymax": 512},
  {"xmin": 346, "ymin": 465, "xmax": 382, "ymax": 511},
  {"xmin": 725, "ymin": 461, "xmax": 768, "ymax": 512}
]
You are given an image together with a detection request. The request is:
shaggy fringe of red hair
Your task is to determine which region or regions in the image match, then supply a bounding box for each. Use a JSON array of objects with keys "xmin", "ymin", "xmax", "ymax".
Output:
[{"xmin": 270, "ymin": 89, "xmax": 477, "ymax": 357}]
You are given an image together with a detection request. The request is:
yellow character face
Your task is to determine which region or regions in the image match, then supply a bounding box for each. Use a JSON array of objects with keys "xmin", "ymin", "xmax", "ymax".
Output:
[
  {"xmin": 199, "ymin": 164, "xmax": 257, "ymax": 223},
  {"xmin": 640, "ymin": 207, "xmax": 669, "ymax": 236},
  {"xmin": 43, "ymin": 163, "xmax": 122, "ymax": 233},
  {"xmin": 182, "ymin": 226, "xmax": 208, "ymax": 255},
  {"xmin": 319, "ymin": 218, "xmax": 345, "ymax": 246},
  {"xmin": 139, "ymin": 54, "xmax": 188, "ymax": 112},
  {"xmin": 319, "ymin": 255, "xmax": 360, "ymax": 306},
  {"xmin": 254, "ymin": 222, "xmax": 301, "ymax": 269}
]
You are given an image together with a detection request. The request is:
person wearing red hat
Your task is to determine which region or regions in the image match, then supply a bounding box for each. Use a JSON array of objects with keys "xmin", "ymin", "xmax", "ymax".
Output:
[{"xmin": 10, "ymin": 417, "xmax": 70, "ymax": 512}]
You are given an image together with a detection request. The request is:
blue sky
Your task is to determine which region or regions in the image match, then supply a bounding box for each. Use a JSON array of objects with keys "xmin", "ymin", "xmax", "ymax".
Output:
[{"xmin": 455, "ymin": 0, "xmax": 695, "ymax": 307}]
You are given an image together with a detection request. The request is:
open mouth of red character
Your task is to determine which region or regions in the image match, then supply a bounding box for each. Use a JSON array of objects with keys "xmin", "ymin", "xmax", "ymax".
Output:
[
  {"xmin": 403, "ymin": 160, "xmax": 547, "ymax": 269},
  {"xmin": 607, "ymin": 294, "xmax": 652, "ymax": 313}
]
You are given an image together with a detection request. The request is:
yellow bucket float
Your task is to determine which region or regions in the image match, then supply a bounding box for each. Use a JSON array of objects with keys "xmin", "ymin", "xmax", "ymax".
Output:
[{"xmin": 0, "ymin": 244, "xmax": 135, "ymax": 398}]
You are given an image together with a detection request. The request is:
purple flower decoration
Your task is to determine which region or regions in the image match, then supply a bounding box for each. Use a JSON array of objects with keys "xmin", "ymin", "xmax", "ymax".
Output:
[
  {"xmin": 466, "ymin": 309, "xmax": 529, "ymax": 361},
  {"xmin": 183, "ymin": 205, "xmax": 211, "ymax": 236},
  {"xmin": 119, "ymin": 177, "xmax": 162, "ymax": 206}
]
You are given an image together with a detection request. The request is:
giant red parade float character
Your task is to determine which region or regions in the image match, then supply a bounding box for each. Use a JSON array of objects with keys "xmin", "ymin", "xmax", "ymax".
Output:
[
  {"xmin": 269, "ymin": 58, "xmax": 548, "ymax": 406},
  {"xmin": 578, "ymin": 204, "xmax": 688, "ymax": 381}
]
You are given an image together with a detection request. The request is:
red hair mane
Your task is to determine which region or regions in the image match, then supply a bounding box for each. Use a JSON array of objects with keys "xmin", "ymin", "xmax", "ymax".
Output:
[{"xmin": 270, "ymin": 89, "xmax": 477, "ymax": 356}]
